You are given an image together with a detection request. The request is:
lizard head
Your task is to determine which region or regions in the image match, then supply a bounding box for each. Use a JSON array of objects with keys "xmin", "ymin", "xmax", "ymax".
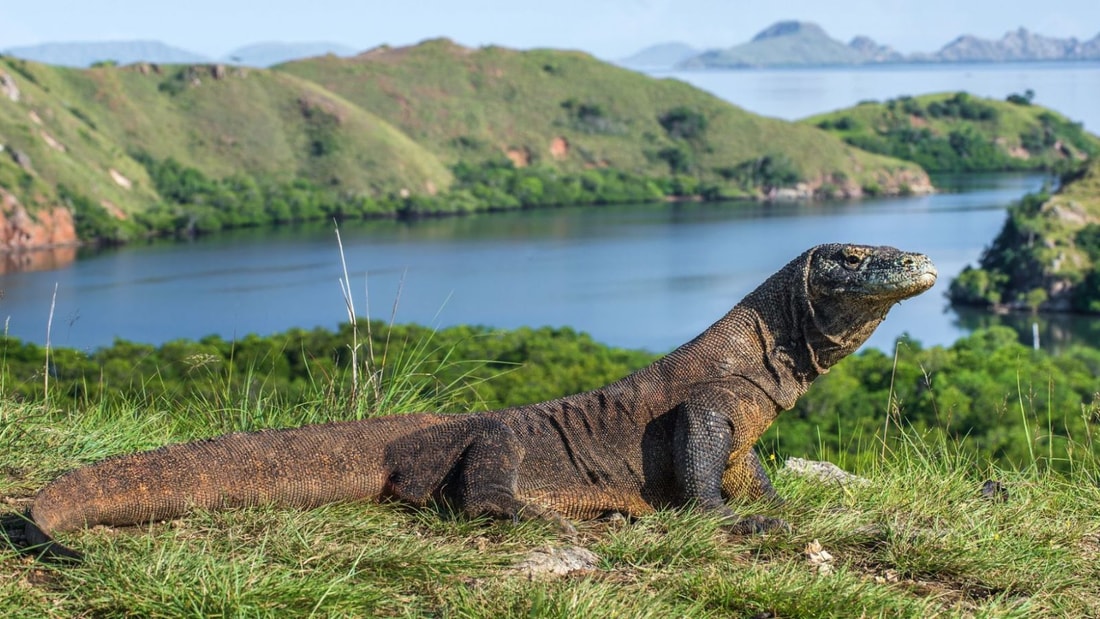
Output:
[{"xmin": 801, "ymin": 243, "xmax": 937, "ymax": 367}]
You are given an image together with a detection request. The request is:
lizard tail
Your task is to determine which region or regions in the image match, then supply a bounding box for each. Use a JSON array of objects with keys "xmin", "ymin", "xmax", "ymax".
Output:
[{"xmin": 26, "ymin": 414, "xmax": 445, "ymax": 559}]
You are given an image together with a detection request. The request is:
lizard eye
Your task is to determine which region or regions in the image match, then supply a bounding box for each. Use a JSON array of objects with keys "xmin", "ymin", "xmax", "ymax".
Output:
[{"xmin": 842, "ymin": 252, "xmax": 863, "ymax": 270}]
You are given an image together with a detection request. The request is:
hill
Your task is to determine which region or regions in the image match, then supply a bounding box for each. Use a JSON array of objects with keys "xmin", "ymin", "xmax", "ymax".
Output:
[
  {"xmin": 950, "ymin": 158, "xmax": 1100, "ymax": 314},
  {"xmin": 0, "ymin": 40, "xmax": 930, "ymax": 252},
  {"xmin": 804, "ymin": 91, "xmax": 1100, "ymax": 173},
  {"xmin": 619, "ymin": 42, "xmax": 701, "ymax": 68},
  {"xmin": 0, "ymin": 55, "xmax": 452, "ymax": 249},
  {"xmin": 2, "ymin": 40, "xmax": 210, "ymax": 68},
  {"xmin": 678, "ymin": 21, "xmax": 881, "ymax": 69},
  {"xmin": 278, "ymin": 39, "xmax": 927, "ymax": 194}
]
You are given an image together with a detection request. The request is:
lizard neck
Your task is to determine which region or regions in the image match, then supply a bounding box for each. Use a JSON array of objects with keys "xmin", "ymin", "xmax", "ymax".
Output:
[{"xmin": 654, "ymin": 253, "xmax": 829, "ymax": 411}]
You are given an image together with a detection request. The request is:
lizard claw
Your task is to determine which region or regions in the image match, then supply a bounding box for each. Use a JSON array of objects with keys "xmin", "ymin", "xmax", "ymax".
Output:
[{"xmin": 724, "ymin": 514, "xmax": 790, "ymax": 536}]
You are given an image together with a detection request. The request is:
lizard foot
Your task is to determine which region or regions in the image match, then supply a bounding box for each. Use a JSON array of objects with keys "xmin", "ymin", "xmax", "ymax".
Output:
[{"xmin": 724, "ymin": 514, "xmax": 790, "ymax": 536}]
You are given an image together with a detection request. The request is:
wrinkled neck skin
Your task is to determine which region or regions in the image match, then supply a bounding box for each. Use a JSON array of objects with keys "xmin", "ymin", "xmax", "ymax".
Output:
[{"xmin": 656, "ymin": 249, "xmax": 887, "ymax": 412}]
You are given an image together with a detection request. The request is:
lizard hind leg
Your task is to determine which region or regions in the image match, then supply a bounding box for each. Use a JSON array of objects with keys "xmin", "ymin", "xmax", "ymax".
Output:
[
  {"xmin": 384, "ymin": 417, "xmax": 575, "ymax": 534},
  {"xmin": 446, "ymin": 419, "xmax": 576, "ymax": 535}
]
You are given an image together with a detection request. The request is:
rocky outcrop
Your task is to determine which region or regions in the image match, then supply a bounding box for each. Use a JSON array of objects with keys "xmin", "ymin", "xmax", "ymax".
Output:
[
  {"xmin": 0, "ymin": 71, "xmax": 20, "ymax": 102},
  {"xmin": 766, "ymin": 167, "xmax": 933, "ymax": 201},
  {"xmin": 0, "ymin": 189, "xmax": 79, "ymax": 254}
]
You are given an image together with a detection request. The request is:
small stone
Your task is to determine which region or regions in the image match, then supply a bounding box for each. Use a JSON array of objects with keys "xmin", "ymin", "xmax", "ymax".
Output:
[
  {"xmin": 785, "ymin": 457, "xmax": 870, "ymax": 487},
  {"xmin": 511, "ymin": 545, "xmax": 599, "ymax": 578}
]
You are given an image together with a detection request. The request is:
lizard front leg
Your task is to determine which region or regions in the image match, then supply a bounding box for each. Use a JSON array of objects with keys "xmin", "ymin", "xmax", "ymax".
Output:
[
  {"xmin": 673, "ymin": 387, "xmax": 788, "ymax": 534},
  {"xmin": 722, "ymin": 449, "xmax": 781, "ymax": 504}
]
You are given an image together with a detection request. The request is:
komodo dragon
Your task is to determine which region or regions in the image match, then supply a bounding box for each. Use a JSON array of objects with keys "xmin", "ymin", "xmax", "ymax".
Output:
[{"xmin": 24, "ymin": 243, "xmax": 936, "ymax": 561}]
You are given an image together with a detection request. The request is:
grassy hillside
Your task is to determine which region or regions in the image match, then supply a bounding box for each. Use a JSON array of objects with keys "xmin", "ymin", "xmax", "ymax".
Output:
[
  {"xmin": 2, "ymin": 42, "xmax": 932, "ymax": 249},
  {"xmin": 0, "ymin": 58, "xmax": 161, "ymax": 214},
  {"xmin": 950, "ymin": 158, "xmax": 1100, "ymax": 313},
  {"xmin": 278, "ymin": 39, "xmax": 928, "ymax": 196},
  {"xmin": 805, "ymin": 91, "xmax": 1099, "ymax": 172},
  {"xmin": 0, "ymin": 56, "xmax": 451, "ymax": 215}
]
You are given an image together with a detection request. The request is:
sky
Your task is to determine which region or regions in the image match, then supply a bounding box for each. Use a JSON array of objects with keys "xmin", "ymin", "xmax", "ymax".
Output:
[{"xmin": 2, "ymin": 1, "xmax": 1099, "ymax": 60}]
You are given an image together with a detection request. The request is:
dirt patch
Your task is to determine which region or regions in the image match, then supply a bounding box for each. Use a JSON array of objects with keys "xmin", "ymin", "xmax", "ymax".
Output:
[
  {"xmin": 505, "ymin": 147, "xmax": 530, "ymax": 168},
  {"xmin": 99, "ymin": 200, "xmax": 127, "ymax": 220},
  {"xmin": 39, "ymin": 131, "xmax": 65, "ymax": 153},
  {"xmin": 549, "ymin": 136, "xmax": 569, "ymax": 160}
]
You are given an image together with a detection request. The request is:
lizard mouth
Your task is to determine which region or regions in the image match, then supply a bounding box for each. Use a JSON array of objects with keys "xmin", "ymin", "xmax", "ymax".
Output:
[
  {"xmin": 914, "ymin": 266, "xmax": 938, "ymax": 291},
  {"xmin": 870, "ymin": 263, "xmax": 937, "ymax": 300}
]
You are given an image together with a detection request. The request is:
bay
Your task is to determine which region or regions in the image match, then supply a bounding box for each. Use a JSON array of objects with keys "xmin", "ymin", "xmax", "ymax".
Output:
[
  {"xmin": 4, "ymin": 63, "xmax": 1099, "ymax": 355},
  {"xmin": 3, "ymin": 173, "xmax": 1082, "ymax": 355}
]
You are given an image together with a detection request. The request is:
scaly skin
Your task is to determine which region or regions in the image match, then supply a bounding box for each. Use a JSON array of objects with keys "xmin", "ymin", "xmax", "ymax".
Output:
[{"xmin": 26, "ymin": 243, "xmax": 937, "ymax": 560}]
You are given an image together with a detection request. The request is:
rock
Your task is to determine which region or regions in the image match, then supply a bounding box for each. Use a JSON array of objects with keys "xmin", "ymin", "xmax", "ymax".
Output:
[
  {"xmin": 510, "ymin": 545, "xmax": 599, "ymax": 578},
  {"xmin": 785, "ymin": 457, "xmax": 870, "ymax": 487},
  {"xmin": 0, "ymin": 72, "xmax": 20, "ymax": 102},
  {"xmin": 108, "ymin": 168, "xmax": 133, "ymax": 190},
  {"xmin": 0, "ymin": 188, "xmax": 79, "ymax": 254},
  {"xmin": 9, "ymin": 148, "xmax": 32, "ymax": 172}
]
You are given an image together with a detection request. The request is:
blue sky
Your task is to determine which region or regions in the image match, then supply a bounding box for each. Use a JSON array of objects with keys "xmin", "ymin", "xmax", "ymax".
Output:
[{"xmin": 2, "ymin": 1, "xmax": 1098, "ymax": 59}]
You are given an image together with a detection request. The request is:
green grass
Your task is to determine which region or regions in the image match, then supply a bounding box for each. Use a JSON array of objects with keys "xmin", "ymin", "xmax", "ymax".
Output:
[
  {"xmin": 2, "ymin": 379, "xmax": 1099, "ymax": 616},
  {"xmin": 279, "ymin": 39, "xmax": 926, "ymax": 195}
]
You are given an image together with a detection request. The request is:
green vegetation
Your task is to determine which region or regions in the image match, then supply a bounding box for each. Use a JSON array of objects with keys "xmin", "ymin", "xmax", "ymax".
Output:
[
  {"xmin": 806, "ymin": 92, "xmax": 1099, "ymax": 173},
  {"xmin": 949, "ymin": 158, "xmax": 1100, "ymax": 313},
  {"xmin": 2, "ymin": 321, "xmax": 1096, "ymax": 471},
  {"xmin": 1, "ymin": 322, "xmax": 1099, "ymax": 616},
  {"xmin": 0, "ymin": 44, "xmax": 930, "ymax": 249},
  {"xmin": 82, "ymin": 153, "xmax": 706, "ymax": 239},
  {"xmin": 280, "ymin": 39, "xmax": 920, "ymax": 194}
]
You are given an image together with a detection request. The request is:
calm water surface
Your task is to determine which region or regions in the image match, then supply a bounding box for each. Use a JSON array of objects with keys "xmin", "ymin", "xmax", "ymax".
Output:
[{"xmin": 6, "ymin": 173, "xmax": 1091, "ymax": 355}]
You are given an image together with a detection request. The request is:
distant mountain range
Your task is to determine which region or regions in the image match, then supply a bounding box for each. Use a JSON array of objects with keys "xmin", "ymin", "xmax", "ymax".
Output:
[
  {"xmin": 623, "ymin": 21, "xmax": 1100, "ymax": 69},
  {"xmin": 1, "ymin": 40, "xmax": 356, "ymax": 68}
]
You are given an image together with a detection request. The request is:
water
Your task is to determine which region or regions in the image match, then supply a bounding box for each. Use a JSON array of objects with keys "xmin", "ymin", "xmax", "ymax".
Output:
[
  {"xmin": 654, "ymin": 62, "xmax": 1100, "ymax": 132},
  {"xmin": 4, "ymin": 173, "xmax": 1082, "ymax": 355}
]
